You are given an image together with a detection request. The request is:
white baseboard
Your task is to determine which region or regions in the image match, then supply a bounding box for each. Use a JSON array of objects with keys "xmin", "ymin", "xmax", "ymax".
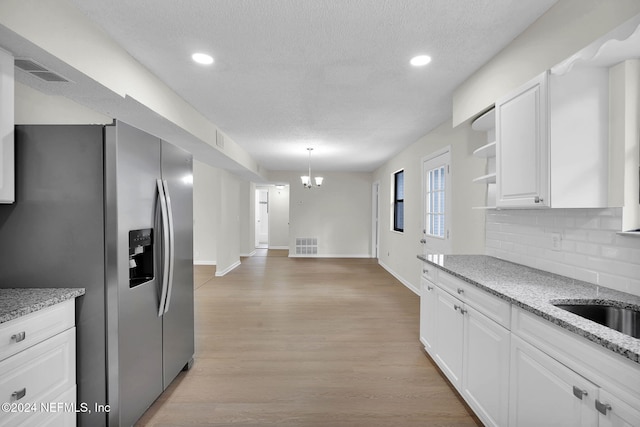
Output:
[
  {"xmin": 267, "ymin": 246, "xmax": 288, "ymax": 250},
  {"xmin": 240, "ymin": 250, "xmax": 257, "ymax": 257},
  {"xmin": 215, "ymin": 260, "xmax": 241, "ymax": 277},
  {"xmin": 194, "ymin": 260, "xmax": 216, "ymax": 266},
  {"xmin": 288, "ymin": 253, "xmax": 372, "ymax": 258},
  {"xmin": 378, "ymin": 260, "xmax": 419, "ymax": 295}
]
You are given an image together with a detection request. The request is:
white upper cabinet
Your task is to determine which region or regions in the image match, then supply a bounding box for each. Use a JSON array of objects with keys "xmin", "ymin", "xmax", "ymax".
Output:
[
  {"xmin": 495, "ymin": 14, "xmax": 640, "ymax": 212},
  {"xmin": 0, "ymin": 48, "xmax": 14, "ymax": 204},
  {"xmin": 495, "ymin": 72, "xmax": 549, "ymax": 208},
  {"xmin": 495, "ymin": 66, "xmax": 610, "ymax": 209}
]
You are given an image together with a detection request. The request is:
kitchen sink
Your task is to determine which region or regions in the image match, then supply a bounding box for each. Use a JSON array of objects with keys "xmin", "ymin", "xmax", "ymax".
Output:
[{"xmin": 554, "ymin": 303, "xmax": 640, "ymax": 339}]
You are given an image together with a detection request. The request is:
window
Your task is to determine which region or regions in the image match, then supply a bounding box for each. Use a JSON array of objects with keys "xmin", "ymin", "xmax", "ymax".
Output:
[
  {"xmin": 426, "ymin": 165, "xmax": 445, "ymax": 238},
  {"xmin": 393, "ymin": 170, "xmax": 404, "ymax": 232}
]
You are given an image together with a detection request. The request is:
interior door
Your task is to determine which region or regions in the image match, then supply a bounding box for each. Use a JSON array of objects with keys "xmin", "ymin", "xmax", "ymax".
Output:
[
  {"xmin": 256, "ymin": 188, "xmax": 269, "ymax": 246},
  {"xmin": 422, "ymin": 149, "xmax": 452, "ymax": 254}
]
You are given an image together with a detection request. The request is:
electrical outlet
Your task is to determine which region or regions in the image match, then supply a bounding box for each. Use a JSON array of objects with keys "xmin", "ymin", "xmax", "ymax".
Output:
[{"xmin": 551, "ymin": 233, "xmax": 562, "ymax": 251}]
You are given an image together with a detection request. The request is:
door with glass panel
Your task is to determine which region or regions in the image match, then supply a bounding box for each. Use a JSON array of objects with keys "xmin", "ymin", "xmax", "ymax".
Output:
[{"xmin": 422, "ymin": 149, "xmax": 451, "ymax": 254}]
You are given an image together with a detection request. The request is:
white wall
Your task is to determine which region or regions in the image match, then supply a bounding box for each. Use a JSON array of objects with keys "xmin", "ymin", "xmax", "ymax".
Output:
[
  {"xmin": 239, "ymin": 180, "xmax": 255, "ymax": 256},
  {"xmin": 193, "ymin": 160, "xmax": 218, "ymax": 265},
  {"xmin": 269, "ymin": 171, "xmax": 372, "ymax": 257},
  {"xmin": 486, "ymin": 209, "xmax": 640, "ymax": 297},
  {"xmin": 193, "ymin": 162, "xmax": 247, "ymax": 276},
  {"xmin": 373, "ymin": 119, "xmax": 487, "ymax": 293},
  {"xmin": 268, "ymin": 185, "xmax": 290, "ymax": 249},
  {"xmin": 14, "ymin": 82, "xmax": 112, "ymax": 124},
  {"xmin": 215, "ymin": 169, "xmax": 242, "ymax": 275}
]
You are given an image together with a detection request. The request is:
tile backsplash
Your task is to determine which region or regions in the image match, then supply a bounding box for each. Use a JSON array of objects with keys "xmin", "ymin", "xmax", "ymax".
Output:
[{"xmin": 485, "ymin": 208, "xmax": 640, "ymax": 297}]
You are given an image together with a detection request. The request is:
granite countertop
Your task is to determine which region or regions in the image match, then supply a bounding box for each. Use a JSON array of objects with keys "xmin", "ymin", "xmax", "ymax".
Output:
[
  {"xmin": 0, "ymin": 288, "xmax": 86, "ymax": 324},
  {"xmin": 417, "ymin": 254, "xmax": 640, "ymax": 364}
]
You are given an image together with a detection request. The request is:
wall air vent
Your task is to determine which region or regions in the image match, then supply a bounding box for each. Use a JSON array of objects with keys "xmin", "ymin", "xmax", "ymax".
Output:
[
  {"xmin": 295, "ymin": 237, "xmax": 318, "ymax": 255},
  {"xmin": 14, "ymin": 58, "xmax": 70, "ymax": 83}
]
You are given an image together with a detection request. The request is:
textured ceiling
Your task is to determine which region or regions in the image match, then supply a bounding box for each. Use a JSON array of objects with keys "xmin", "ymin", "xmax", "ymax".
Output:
[{"xmin": 67, "ymin": 0, "xmax": 557, "ymax": 173}]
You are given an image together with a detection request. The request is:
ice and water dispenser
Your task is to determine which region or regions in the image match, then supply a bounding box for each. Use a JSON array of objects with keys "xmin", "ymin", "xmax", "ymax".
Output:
[{"xmin": 129, "ymin": 228, "xmax": 154, "ymax": 288}]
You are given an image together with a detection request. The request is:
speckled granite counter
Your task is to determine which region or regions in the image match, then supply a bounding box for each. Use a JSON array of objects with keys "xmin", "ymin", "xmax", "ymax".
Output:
[
  {"xmin": 417, "ymin": 254, "xmax": 640, "ymax": 364},
  {"xmin": 0, "ymin": 288, "xmax": 85, "ymax": 324}
]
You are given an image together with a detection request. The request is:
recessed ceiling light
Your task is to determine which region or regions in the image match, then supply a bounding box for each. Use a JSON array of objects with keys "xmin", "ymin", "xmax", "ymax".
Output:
[
  {"xmin": 410, "ymin": 55, "xmax": 432, "ymax": 67},
  {"xmin": 192, "ymin": 53, "xmax": 214, "ymax": 65}
]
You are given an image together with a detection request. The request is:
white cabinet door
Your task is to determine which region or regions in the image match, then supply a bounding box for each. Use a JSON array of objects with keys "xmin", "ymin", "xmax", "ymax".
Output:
[
  {"xmin": 496, "ymin": 71, "xmax": 549, "ymax": 208},
  {"xmin": 462, "ymin": 305, "xmax": 510, "ymax": 427},
  {"xmin": 419, "ymin": 277, "xmax": 437, "ymax": 353},
  {"xmin": 433, "ymin": 288, "xmax": 464, "ymax": 389},
  {"xmin": 597, "ymin": 389, "xmax": 640, "ymax": 427},
  {"xmin": 509, "ymin": 335, "xmax": 598, "ymax": 427}
]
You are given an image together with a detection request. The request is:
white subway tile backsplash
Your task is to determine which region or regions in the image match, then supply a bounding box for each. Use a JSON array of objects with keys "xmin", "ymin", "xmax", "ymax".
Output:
[{"xmin": 486, "ymin": 208, "xmax": 640, "ymax": 297}]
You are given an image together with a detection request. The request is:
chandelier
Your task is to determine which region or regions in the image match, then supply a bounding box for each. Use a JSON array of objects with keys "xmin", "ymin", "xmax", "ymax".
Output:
[{"xmin": 300, "ymin": 148, "xmax": 323, "ymax": 188}]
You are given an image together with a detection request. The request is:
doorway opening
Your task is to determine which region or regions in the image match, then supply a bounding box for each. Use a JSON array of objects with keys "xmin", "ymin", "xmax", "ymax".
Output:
[{"xmin": 255, "ymin": 188, "xmax": 269, "ymax": 248}]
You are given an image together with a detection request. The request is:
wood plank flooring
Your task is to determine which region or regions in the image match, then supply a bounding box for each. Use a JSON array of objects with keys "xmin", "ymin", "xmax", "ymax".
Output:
[{"xmin": 136, "ymin": 252, "xmax": 481, "ymax": 426}]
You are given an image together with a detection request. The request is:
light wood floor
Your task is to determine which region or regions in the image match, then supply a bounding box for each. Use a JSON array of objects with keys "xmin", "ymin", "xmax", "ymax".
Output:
[{"xmin": 136, "ymin": 251, "xmax": 481, "ymax": 426}]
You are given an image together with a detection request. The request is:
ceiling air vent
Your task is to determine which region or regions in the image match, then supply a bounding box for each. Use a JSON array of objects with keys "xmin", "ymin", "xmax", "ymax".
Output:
[{"xmin": 14, "ymin": 58, "xmax": 70, "ymax": 83}]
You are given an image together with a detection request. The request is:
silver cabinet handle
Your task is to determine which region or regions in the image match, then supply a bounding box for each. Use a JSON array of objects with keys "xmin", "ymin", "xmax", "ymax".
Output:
[
  {"xmin": 454, "ymin": 305, "xmax": 460, "ymax": 311},
  {"xmin": 12, "ymin": 388, "xmax": 26, "ymax": 401},
  {"xmin": 595, "ymin": 400, "xmax": 611, "ymax": 415},
  {"xmin": 534, "ymin": 196, "xmax": 544, "ymax": 203},
  {"xmin": 423, "ymin": 268, "xmax": 429, "ymax": 274},
  {"xmin": 11, "ymin": 332, "xmax": 26, "ymax": 343},
  {"xmin": 457, "ymin": 288, "xmax": 464, "ymax": 295},
  {"xmin": 460, "ymin": 308, "xmax": 468, "ymax": 315},
  {"xmin": 426, "ymin": 286, "xmax": 433, "ymax": 291},
  {"xmin": 572, "ymin": 386, "xmax": 588, "ymax": 400},
  {"xmin": 420, "ymin": 239, "xmax": 426, "ymax": 244}
]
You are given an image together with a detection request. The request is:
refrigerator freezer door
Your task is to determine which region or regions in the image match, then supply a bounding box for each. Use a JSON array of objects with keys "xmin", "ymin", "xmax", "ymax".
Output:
[
  {"xmin": 106, "ymin": 122, "xmax": 164, "ymax": 427},
  {"xmin": 160, "ymin": 140, "xmax": 195, "ymax": 386}
]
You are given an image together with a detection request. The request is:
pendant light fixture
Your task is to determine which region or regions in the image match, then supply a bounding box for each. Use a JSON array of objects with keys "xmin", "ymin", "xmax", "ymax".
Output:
[{"xmin": 300, "ymin": 148, "xmax": 323, "ymax": 188}]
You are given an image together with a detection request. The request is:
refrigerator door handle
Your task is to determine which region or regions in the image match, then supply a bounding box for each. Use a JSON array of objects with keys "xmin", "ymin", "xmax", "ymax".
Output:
[
  {"xmin": 162, "ymin": 179, "xmax": 176, "ymax": 314},
  {"xmin": 157, "ymin": 179, "xmax": 170, "ymax": 317}
]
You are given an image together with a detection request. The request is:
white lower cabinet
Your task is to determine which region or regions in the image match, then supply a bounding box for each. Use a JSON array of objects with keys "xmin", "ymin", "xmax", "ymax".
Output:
[
  {"xmin": 509, "ymin": 335, "xmax": 598, "ymax": 427},
  {"xmin": 510, "ymin": 306, "xmax": 640, "ymax": 427},
  {"xmin": 462, "ymin": 305, "xmax": 510, "ymax": 427},
  {"xmin": 597, "ymin": 389, "xmax": 640, "ymax": 427},
  {"xmin": 419, "ymin": 267, "xmax": 640, "ymax": 427},
  {"xmin": 419, "ymin": 277, "xmax": 437, "ymax": 353},
  {"xmin": 433, "ymin": 287, "xmax": 464, "ymax": 388},
  {"xmin": 421, "ymin": 271, "xmax": 510, "ymax": 427},
  {"xmin": 0, "ymin": 300, "xmax": 77, "ymax": 427}
]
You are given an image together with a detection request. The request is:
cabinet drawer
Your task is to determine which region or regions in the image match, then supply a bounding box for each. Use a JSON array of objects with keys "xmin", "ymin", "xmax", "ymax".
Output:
[
  {"xmin": 0, "ymin": 300, "xmax": 75, "ymax": 361},
  {"xmin": 420, "ymin": 263, "xmax": 438, "ymax": 283},
  {"xmin": 439, "ymin": 271, "xmax": 511, "ymax": 328},
  {"xmin": 0, "ymin": 328, "xmax": 76, "ymax": 427}
]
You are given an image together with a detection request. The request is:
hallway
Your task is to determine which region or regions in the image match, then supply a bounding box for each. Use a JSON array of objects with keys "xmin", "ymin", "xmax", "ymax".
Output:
[{"xmin": 136, "ymin": 254, "xmax": 480, "ymax": 426}]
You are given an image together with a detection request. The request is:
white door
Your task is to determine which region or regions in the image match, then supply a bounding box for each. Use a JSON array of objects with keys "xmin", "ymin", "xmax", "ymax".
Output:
[
  {"xmin": 255, "ymin": 189, "xmax": 269, "ymax": 247},
  {"xmin": 422, "ymin": 149, "xmax": 451, "ymax": 254}
]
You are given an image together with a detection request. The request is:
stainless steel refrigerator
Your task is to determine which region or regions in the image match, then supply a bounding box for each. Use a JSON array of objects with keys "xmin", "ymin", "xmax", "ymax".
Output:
[{"xmin": 0, "ymin": 121, "xmax": 195, "ymax": 426}]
